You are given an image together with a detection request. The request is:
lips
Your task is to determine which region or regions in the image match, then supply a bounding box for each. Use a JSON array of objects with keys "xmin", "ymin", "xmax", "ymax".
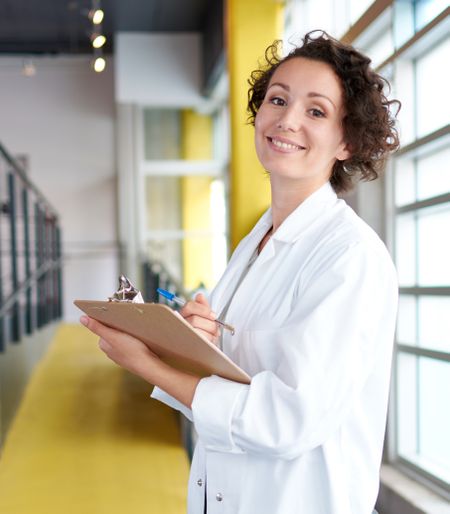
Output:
[{"xmin": 267, "ymin": 136, "xmax": 306, "ymax": 151}]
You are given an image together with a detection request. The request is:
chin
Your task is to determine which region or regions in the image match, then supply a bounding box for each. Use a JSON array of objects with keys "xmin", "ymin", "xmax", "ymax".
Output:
[{"xmin": 267, "ymin": 166, "xmax": 306, "ymax": 179}]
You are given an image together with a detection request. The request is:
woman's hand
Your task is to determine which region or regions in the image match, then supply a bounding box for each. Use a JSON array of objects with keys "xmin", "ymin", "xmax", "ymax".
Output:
[
  {"xmin": 79, "ymin": 315, "xmax": 201, "ymax": 408},
  {"xmin": 180, "ymin": 293, "xmax": 220, "ymax": 345},
  {"xmin": 80, "ymin": 316, "xmax": 163, "ymax": 382}
]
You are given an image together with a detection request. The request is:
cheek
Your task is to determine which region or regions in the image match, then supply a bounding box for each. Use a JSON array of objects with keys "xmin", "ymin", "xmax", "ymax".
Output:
[
  {"xmin": 314, "ymin": 126, "xmax": 344, "ymax": 151},
  {"xmin": 254, "ymin": 114, "xmax": 266, "ymax": 149},
  {"xmin": 254, "ymin": 111, "xmax": 264, "ymax": 133}
]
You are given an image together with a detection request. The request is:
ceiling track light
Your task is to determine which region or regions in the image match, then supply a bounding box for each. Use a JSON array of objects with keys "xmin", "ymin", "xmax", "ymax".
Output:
[
  {"xmin": 89, "ymin": 8, "xmax": 104, "ymax": 24},
  {"xmin": 92, "ymin": 55, "xmax": 106, "ymax": 73},
  {"xmin": 92, "ymin": 34, "xmax": 106, "ymax": 49},
  {"xmin": 88, "ymin": 0, "xmax": 106, "ymax": 72}
]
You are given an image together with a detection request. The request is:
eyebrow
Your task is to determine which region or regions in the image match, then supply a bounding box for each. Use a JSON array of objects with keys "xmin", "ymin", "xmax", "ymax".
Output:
[{"xmin": 268, "ymin": 82, "xmax": 336, "ymax": 109}]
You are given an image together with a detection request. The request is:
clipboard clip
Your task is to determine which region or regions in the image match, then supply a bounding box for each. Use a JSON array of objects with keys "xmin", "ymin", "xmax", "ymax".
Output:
[{"xmin": 108, "ymin": 275, "xmax": 144, "ymax": 303}]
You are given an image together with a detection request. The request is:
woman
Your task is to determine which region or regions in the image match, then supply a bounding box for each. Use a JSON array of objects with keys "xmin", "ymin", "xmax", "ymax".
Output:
[{"xmin": 81, "ymin": 31, "xmax": 400, "ymax": 513}]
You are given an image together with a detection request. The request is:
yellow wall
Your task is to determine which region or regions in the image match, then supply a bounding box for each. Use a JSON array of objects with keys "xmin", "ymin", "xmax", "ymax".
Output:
[
  {"xmin": 227, "ymin": 0, "xmax": 284, "ymax": 249},
  {"xmin": 181, "ymin": 110, "xmax": 213, "ymax": 291}
]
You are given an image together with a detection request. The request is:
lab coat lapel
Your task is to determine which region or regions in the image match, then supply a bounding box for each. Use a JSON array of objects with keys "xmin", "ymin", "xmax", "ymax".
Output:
[
  {"xmin": 210, "ymin": 182, "xmax": 338, "ymax": 320},
  {"xmin": 213, "ymin": 182, "xmax": 339, "ymax": 327},
  {"xmin": 272, "ymin": 181, "xmax": 338, "ymax": 244}
]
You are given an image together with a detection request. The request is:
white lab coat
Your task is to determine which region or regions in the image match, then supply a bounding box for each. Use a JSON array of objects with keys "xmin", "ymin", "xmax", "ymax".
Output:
[{"xmin": 152, "ymin": 182, "xmax": 398, "ymax": 514}]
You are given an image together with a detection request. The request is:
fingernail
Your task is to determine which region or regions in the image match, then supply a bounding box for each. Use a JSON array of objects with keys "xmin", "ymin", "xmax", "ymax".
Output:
[{"xmin": 80, "ymin": 316, "xmax": 89, "ymax": 327}]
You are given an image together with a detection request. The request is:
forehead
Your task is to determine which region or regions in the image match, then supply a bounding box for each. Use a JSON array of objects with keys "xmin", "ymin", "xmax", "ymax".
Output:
[{"xmin": 269, "ymin": 57, "xmax": 344, "ymax": 105}]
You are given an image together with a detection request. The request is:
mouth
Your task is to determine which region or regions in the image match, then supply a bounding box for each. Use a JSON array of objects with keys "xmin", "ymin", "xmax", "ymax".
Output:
[{"xmin": 267, "ymin": 137, "xmax": 305, "ymax": 151}]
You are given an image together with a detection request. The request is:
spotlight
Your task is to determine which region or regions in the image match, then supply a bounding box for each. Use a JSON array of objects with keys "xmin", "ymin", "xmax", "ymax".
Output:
[
  {"xmin": 92, "ymin": 34, "xmax": 106, "ymax": 49},
  {"xmin": 89, "ymin": 1, "xmax": 106, "ymax": 73},
  {"xmin": 93, "ymin": 56, "xmax": 106, "ymax": 73},
  {"xmin": 89, "ymin": 9, "xmax": 104, "ymax": 24}
]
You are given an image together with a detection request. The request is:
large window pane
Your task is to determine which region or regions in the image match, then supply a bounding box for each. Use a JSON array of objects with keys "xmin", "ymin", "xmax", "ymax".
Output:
[
  {"xmin": 417, "ymin": 203, "xmax": 450, "ymax": 286},
  {"xmin": 397, "ymin": 294, "xmax": 416, "ymax": 344},
  {"xmin": 365, "ymin": 29, "xmax": 394, "ymax": 68},
  {"xmin": 395, "ymin": 155, "xmax": 415, "ymax": 206},
  {"xmin": 146, "ymin": 176, "xmax": 181, "ymax": 231},
  {"xmin": 395, "ymin": 212, "xmax": 416, "ymax": 286},
  {"xmin": 397, "ymin": 352, "xmax": 418, "ymax": 457},
  {"xmin": 415, "ymin": 0, "xmax": 449, "ymax": 30},
  {"xmin": 417, "ymin": 145, "xmax": 450, "ymax": 201},
  {"xmin": 398, "ymin": 354, "xmax": 450, "ymax": 485},
  {"xmin": 394, "ymin": 60, "xmax": 415, "ymax": 145},
  {"xmin": 418, "ymin": 357, "xmax": 450, "ymax": 483},
  {"xmin": 416, "ymin": 38, "xmax": 450, "ymax": 138},
  {"xmin": 418, "ymin": 296, "xmax": 450, "ymax": 352},
  {"xmin": 393, "ymin": 0, "xmax": 415, "ymax": 48},
  {"xmin": 350, "ymin": 0, "xmax": 374, "ymax": 23},
  {"xmin": 143, "ymin": 109, "xmax": 181, "ymax": 160},
  {"xmin": 397, "ymin": 294, "xmax": 450, "ymax": 352}
]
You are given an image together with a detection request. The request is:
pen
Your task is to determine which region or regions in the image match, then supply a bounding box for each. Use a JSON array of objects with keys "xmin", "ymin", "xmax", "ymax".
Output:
[{"xmin": 157, "ymin": 288, "xmax": 235, "ymax": 335}]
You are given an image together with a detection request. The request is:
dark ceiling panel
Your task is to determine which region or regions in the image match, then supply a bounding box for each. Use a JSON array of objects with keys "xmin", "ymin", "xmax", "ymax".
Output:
[
  {"xmin": 114, "ymin": 0, "xmax": 208, "ymax": 31},
  {"xmin": 0, "ymin": 0, "xmax": 210, "ymax": 54}
]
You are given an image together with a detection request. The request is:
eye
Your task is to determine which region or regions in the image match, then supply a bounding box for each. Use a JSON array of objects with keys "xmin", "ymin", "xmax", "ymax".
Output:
[
  {"xmin": 309, "ymin": 108, "xmax": 326, "ymax": 118},
  {"xmin": 269, "ymin": 96, "xmax": 286, "ymax": 106}
]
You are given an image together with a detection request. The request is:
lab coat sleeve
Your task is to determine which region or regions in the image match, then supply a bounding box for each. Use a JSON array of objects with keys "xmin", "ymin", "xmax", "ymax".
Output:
[
  {"xmin": 151, "ymin": 386, "xmax": 193, "ymax": 422},
  {"xmin": 191, "ymin": 241, "xmax": 398, "ymax": 459}
]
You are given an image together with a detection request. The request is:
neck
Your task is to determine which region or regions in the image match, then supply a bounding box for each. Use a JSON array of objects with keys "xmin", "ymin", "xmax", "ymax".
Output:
[{"xmin": 269, "ymin": 177, "xmax": 328, "ymax": 231}]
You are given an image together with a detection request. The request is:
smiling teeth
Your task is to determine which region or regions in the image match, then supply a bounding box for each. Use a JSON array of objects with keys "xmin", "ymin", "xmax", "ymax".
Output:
[{"xmin": 272, "ymin": 139, "xmax": 300, "ymax": 150}]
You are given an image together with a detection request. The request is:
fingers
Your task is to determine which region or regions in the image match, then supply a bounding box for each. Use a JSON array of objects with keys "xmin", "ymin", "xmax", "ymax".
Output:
[
  {"xmin": 80, "ymin": 315, "xmax": 118, "ymax": 341},
  {"xmin": 196, "ymin": 327, "xmax": 221, "ymax": 345},
  {"xmin": 180, "ymin": 295, "xmax": 216, "ymax": 321},
  {"xmin": 184, "ymin": 314, "xmax": 220, "ymax": 343},
  {"xmin": 98, "ymin": 337, "xmax": 112, "ymax": 352},
  {"xmin": 179, "ymin": 294, "xmax": 220, "ymax": 342},
  {"xmin": 194, "ymin": 293, "xmax": 209, "ymax": 306},
  {"xmin": 80, "ymin": 316, "xmax": 160, "ymax": 380},
  {"xmin": 80, "ymin": 316, "xmax": 120, "ymax": 354}
]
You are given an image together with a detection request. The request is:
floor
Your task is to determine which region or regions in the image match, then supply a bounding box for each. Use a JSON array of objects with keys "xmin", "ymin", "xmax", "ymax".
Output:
[{"xmin": 0, "ymin": 324, "xmax": 190, "ymax": 514}]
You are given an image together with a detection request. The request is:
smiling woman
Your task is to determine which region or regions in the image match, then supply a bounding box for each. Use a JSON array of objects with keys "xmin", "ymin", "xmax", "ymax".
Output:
[
  {"xmin": 253, "ymin": 57, "xmax": 351, "ymax": 201},
  {"xmin": 82, "ymin": 30, "xmax": 402, "ymax": 514},
  {"xmin": 248, "ymin": 31, "xmax": 400, "ymax": 194}
]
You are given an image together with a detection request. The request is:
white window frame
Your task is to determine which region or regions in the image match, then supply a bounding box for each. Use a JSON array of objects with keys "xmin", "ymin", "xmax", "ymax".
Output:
[{"xmin": 384, "ymin": 8, "xmax": 450, "ymax": 498}]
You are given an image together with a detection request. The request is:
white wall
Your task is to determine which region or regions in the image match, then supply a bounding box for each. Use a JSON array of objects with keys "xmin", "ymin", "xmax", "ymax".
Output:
[
  {"xmin": 0, "ymin": 56, "xmax": 118, "ymax": 322},
  {"xmin": 115, "ymin": 32, "xmax": 203, "ymax": 107}
]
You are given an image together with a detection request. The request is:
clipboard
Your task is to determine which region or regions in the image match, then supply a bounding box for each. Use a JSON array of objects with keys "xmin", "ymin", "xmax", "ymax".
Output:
[{"xmin": 74, "ymin": 300, "xmax": 251, "ymax": 384}]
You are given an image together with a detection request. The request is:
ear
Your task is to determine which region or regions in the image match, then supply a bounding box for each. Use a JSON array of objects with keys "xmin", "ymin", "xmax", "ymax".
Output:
[{"xmin": 336, "ymin": 142, "xmax": 351, "ymax": 161}]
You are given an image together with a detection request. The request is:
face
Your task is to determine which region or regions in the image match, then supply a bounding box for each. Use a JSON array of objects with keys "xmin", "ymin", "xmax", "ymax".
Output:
[{"xmin": 254, "ymin": 57, "xmax": 350, "ymax": 190}]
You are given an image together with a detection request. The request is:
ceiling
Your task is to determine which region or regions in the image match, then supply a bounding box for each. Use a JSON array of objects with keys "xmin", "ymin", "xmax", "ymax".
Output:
[{"xmin": 0, "ymin": 0, "xmax": 211, "ymax": 55}]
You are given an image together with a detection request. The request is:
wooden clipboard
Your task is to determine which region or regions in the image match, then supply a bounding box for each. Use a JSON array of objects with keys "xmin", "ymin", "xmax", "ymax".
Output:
[{"xmin": 74, "ymin": 300, "xmax": 251, "ymax": 384}]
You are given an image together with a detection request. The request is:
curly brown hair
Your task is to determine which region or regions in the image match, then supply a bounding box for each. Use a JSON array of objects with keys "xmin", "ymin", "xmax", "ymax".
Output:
[{"xmin": 247, "ymin": 30, "xmax": 400, "ymax": 193}]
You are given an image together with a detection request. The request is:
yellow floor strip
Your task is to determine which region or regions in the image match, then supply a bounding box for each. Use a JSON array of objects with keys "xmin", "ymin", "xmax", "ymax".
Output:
[{"xmin": 0, "ymin": 324, "xmax": 189, "ymax": 514}]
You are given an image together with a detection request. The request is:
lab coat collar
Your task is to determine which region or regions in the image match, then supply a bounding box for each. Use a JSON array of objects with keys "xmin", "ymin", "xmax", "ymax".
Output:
[{"xmin": 249, "ymin": 181, "xmax": 338, "ymax": 245}]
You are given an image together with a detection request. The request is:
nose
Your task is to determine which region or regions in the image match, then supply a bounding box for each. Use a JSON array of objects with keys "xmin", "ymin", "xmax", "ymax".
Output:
[{"xmin": 276, "ymin": 105, "xmax": 302, "ymax": 132}]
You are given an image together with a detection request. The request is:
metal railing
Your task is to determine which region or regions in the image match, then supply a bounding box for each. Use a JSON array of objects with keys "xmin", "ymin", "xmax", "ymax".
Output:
[
  {"xmin": 142, "ymin": 260, "xmax": 187, "ymax": 304},
  {"xmin": 142, "ymin": 259, "xmax": 197, "ymax": 459},
  {"xmin": 0, "ymin": 142, "xmax": 62, "ymax": 351}
]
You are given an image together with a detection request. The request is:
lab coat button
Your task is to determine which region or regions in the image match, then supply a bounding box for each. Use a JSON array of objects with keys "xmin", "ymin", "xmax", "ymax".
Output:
[
  {"xmin": 216, "ymin": 493, "xmax": 223, "ymax": 502},
  {"xmin": 197, "ymin": 479, "xmax": 203, "ymax": 487}
]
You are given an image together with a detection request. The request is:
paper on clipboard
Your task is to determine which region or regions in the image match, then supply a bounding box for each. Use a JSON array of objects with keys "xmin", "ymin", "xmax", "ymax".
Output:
[{"xmin": 74, "ymin": 300, "xmax": 251, "ymax": 384}]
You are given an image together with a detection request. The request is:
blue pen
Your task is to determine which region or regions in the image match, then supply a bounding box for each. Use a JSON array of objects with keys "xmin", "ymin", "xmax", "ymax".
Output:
[{"xmin": 157, "ymin": 288, "xmax": 235, "ymax": 335}]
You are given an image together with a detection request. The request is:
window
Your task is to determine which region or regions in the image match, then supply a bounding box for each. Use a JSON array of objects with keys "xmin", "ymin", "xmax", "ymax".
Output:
[
  {"xmin": 391, "ymin": 15, "xmax": 450, "ymax": 491},
  {"xmin": 415, "ymin": 38, "xmax": 450, "ymax": 138},
  {"xmin": 140, "ymin": 107, "xmax": 228, "ymax": 290}
]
